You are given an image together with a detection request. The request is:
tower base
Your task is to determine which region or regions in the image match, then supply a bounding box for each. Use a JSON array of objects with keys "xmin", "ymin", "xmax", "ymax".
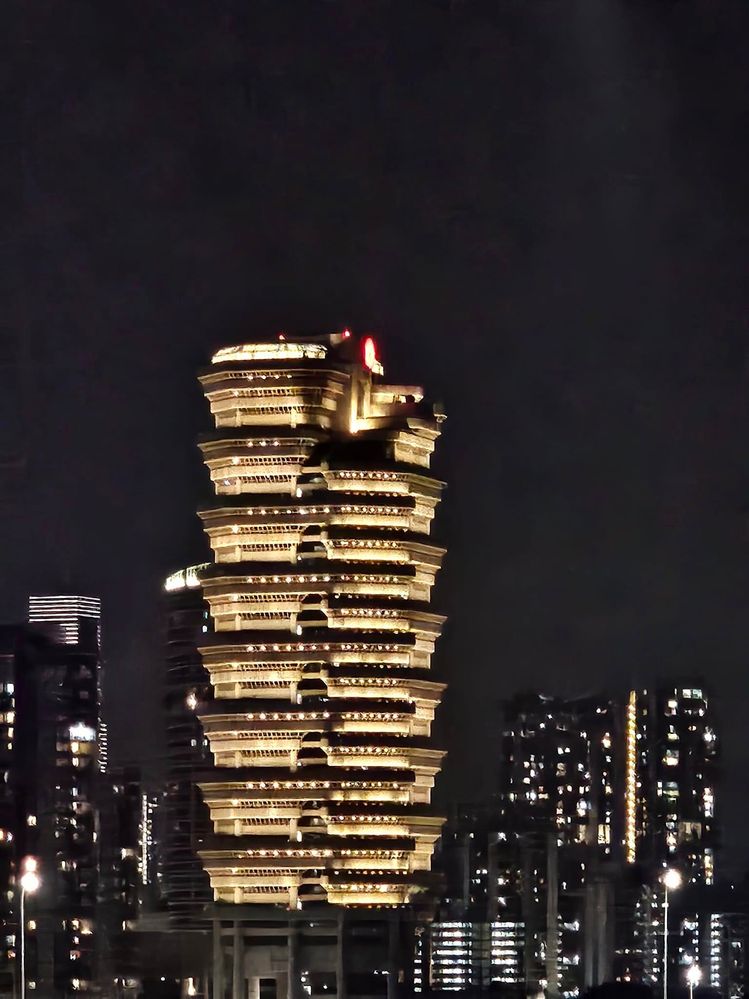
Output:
[{"xmin": 210, "ymin": 905, "xmax": 419, "ymax": 999}]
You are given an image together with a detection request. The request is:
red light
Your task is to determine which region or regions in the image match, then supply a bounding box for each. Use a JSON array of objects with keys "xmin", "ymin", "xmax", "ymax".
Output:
[
  {"xmin": 342, "ymin": 329, "xmax": 351, "ymax": 339},
  {"xmin": 278, "ymin": 332, "xmax": 286, "ymax": 341},
  {"xmin": 362, "ymin": 336, "xmax": 378, "ymax": 371}
]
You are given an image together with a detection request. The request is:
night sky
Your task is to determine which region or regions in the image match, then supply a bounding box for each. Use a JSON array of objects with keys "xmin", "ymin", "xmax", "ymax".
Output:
[{"xmin": 3, "ymin": 3, "xmax": 749, "ymax": 869}]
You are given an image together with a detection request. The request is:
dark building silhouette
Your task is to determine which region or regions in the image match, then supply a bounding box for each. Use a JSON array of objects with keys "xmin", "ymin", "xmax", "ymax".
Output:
[
  {"xmin": 416, "ymin": 682, "xmax": 723, "ymax": 998},
  {"xmin": 161, "ymin": 573, "xmax": 214, "ymax": 929},
  {"xmin": 0, "ymin": 596, "xmax": 103, "ymax": 999}
]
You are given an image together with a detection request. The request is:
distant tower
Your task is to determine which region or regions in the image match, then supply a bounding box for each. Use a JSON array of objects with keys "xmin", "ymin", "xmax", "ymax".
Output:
[
  {"xmin": 1, "ymin": 596, "xmax": 105, "ymax": 996},
  {"xmin": 29, "ymin": 595, "xmax": 108, "ymax": 772},
  {"xmin": 194, "ymin": 334, "xmax": 447, "ymax": 908},
  {"xmin": 173, "ymin": 333, "xmax": 448, "ymax": 998},
  {"xmin": 625, "ymin": 683, "xmax": 718, "ymax": 883},
  {"xmin": 161, "ymin": 568, "xmax": 213, "ymax": 926}
]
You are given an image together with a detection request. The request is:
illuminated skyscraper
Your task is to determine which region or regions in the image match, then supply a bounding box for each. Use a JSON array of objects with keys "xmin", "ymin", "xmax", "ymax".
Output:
[
  {"xmin": 624, "ymin": 683, "xmax": 718, "ymax": 884},
  {"xmin": 493, "ymin": 682, "xmax": 720, "ymax": 994},
  {"xmin": 28, "ymin": 595, "xmax": 109, "ymax": 773},
  {"xmin": 622, "ymin": 683, "xmax": 719, "ymax": 990},
  {"xmin": 170, "ymin": 333, "xmax": 447, "ymax": 997},
  {"xmin": 0, "ymin": 601, "xmax": 103, "ymax": 998}
]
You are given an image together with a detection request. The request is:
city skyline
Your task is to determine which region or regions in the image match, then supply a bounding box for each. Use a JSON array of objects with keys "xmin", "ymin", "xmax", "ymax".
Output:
[
  {"xmin": 3, "ymin": 15, "xmax": 749, "ymax": 998},
  {"xmin": 3, "ymin": 4, "xmax": 749, "ymax": 878},
  {"xmin": 0, "ymin": 581, "xmax": 739, "ymax": 995}
]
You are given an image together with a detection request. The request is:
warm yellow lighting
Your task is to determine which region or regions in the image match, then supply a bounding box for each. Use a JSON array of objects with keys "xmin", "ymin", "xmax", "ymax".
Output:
[
  {"xmin": 211, "ymin": 343, "xmax": 327, "ymax": 364},
  {"xmin": 191, "ymin": 335, "xmax": 446, "ymax": 909},
  {"xmin": 625, "ymin": 690, "xmax": 637, "ymax": 863},
  {"xmin": 164, "ymin": 564, "xmax": 209, "ymax": 592}
]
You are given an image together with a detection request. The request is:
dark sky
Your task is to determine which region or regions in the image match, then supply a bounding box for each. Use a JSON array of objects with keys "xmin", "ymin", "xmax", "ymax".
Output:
[{"xmin": 3, "ymin": 2, "xmax": 749, "ymax": 869}]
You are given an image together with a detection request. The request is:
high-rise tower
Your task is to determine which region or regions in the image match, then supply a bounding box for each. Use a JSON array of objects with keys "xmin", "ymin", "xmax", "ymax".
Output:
[
  {"xmin": 0, "ymin": 600, "xmax": 103, "ymax": 998},
  {"xmin": 190, "ymin": 333, "xmax": 447, "ymax": 912}
]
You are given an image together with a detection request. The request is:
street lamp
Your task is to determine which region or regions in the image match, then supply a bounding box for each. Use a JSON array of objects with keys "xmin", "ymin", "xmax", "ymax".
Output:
[
  {"xmin": 19, "ymin": 857, "xmax": 40, "ymax": 999},
  {"xmin": 686, "ymin": 963, "xmax": 702, "ymax": 999},
  {"xmin": 662, "ymin": 869, "xmax": 682, "ymax": 999}
]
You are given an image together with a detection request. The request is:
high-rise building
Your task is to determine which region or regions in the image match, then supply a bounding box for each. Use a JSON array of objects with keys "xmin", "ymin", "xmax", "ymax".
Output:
[
  {"xmin": 496, "ymin": 694, "xmax": 624, "ymax": 998},
  {"xmin": 0, "ymin": 626, "xmax": 22, "ymax": 995},
  {"xmin": 25, "ymin": 598, "xmax": 102, "ymax": 998},
  {"xmin": 624, "ymin": 683, "xmax": 718, "ymax": 884},
  {"xmin": 500, "ymin": 693, "xmax": 621, "ymax": 855},
  {"xmin": 98, "ymin": 766, "xmax": 146, "ymax": 994},
  {"xmin": 28, "ymin": 595, "xmax": 109, "ymax": 774},
  {"xmin": 618, "ymin": 682, "xmax": 719, "ymax": 988},
  {"xmin": 171, "ymin": 332, "xmax": 447, "ymax": 998},
  {"xmin": 491, "ymin": 682, "xmax": 720, "ymax": 995},
  {"xmin": 0, "ymin": 597, "xmax": 104, "ymax": 999},
  {"xmin": 161, "ymin": 568, "xmax": 213, "ymax": 929}
]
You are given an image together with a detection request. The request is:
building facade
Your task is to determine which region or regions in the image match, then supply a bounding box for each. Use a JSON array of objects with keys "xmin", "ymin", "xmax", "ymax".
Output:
[
  {"xmin": 0, "ymin": 596, "xmax": 104, "ymax": 999},
  {"xmin": 161, "ymin": 572, "xmax": 214, "ymax": 928},
  {"xmin": 168, "ymin": 333, "xmax": 447, "ymax": 998},
  {"xmin": 625, "ymin": 683, "xmax": 718, "ymax": 884},
  {"xmin": 418, "ymin": 682, "xmax": 721, "ymax": 997},
  {"xmin": 416, "ymin": 807, "xmax": 526, "ymax": 995}
]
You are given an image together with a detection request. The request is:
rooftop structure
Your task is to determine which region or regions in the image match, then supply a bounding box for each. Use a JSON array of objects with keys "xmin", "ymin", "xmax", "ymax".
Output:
[{"xmin": 28, "ymin": 595, "xmax": 101, "ymax": 647}]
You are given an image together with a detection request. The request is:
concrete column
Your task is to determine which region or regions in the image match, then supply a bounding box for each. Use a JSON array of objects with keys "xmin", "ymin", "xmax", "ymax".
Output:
[
  {"xmin": 213, "ymin": 917, "xmax": 224, "ymax": 999},
  {"xmin": 336, "ymin": 910, "xmax": 346, "ymax": 999},
  {"xmin": 232, "ymin": 921, "xmax": 243, "ymax": 999},
  {"xmin": 598, "ymin": 880, "xmax": 613, "ymax": 983},
  {"xmin": 287, "ymin": 921, "xmax": 299, "ymax": 999}
]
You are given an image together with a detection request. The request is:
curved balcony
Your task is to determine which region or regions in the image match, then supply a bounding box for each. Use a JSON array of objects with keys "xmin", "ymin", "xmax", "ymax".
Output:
[
  {"xmin": 198, "ymin": 492, "xmax": 439, "ymax": 558},
  {"xmin": 198, "ymin": 567, "xmax": 438, "ymax": 627},
  {"xmin": 199, "ymin": 368, "xmax": 350, "ymax": 431}
]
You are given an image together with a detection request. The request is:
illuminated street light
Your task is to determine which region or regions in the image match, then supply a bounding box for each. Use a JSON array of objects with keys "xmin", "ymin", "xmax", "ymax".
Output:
[
  {"xmin": 19, "ymin": 857, "xmax": 40, "ymax": 999},
  {"xmin": 686, "ymin": 963, "xmax": 702, "ymax": 999},
  {"xmin": 663, "ymin": 868, "xmax": 682, "ymax": 891},
  {"xmin": 19, "ymin": 858, "xmax": 40, "ymax": 896},
  {"xmin": 662, "ymin": 869, "xmax": 683, "ymax": 999}
]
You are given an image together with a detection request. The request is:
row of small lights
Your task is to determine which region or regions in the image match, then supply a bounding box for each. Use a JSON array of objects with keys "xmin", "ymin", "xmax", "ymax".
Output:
[
  {"xmin": 206, "ymin": 665, "xmax": 412, "ymax": 676},
  {"xmin": 237, "ymin": 780, "xmax": 404, "ymax": 789},
  {"xmin": 211, "ymin": 505, "xmax": 413, "ymax": 516},
  {"xmin": 234, "ymin": 848, "xmax": 408, "ymax": 858},
  {"xmin": 227, "ymin": 709, "xmax": 411, "ymax": 721},
  {"xmin": 210, "ymin": 573, "xmax": 411, "ymax": 585},
  {"xmin": 242, "ymin": 642, "xmax": 405, "ymax": 652}
]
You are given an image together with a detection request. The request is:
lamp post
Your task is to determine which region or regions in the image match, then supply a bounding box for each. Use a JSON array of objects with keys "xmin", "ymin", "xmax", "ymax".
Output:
[
  {"xmin": 686, "ymin": 963, "xmax": 702, "ymax": 999},
  {"xmin": 19, "ymin": 858, "xmax": 40, "ymax": 999},
  {"xmin": 662, "ymin": 869, "xmax": 682, "ymax": 999}
]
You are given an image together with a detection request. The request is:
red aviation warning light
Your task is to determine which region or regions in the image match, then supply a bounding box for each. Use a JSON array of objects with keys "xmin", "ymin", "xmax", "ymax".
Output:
[{"xmin": 362, "ymin": 336, "xmax": 378, "ymax": 371}]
